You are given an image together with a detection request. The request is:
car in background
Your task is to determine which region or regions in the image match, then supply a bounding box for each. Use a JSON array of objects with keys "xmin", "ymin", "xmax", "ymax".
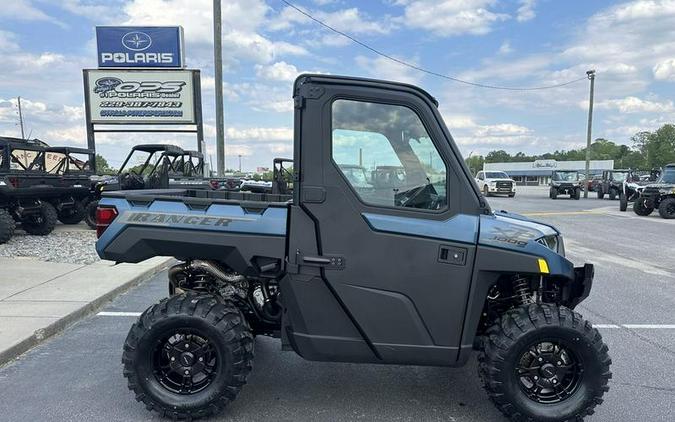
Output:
[{"xmin": 474, "ymin": 170, "xmax": 516, "ymax": 197}]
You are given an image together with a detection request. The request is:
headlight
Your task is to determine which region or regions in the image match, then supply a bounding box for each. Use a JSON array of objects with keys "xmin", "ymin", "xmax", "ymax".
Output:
[
  {"xmin": 489, "ymin": 181, "xmax": 496, "ymax": 185},
  {"xmin": 0, "ymin": 180, "xmax": 6, "ymax": 186},
  {"xmin": 552, "ymin": 181, "xmax": 561, "ymax": 186},
  {"xmin": 537, "ymin": 234, "xmax": 564, "ymax": 255}
]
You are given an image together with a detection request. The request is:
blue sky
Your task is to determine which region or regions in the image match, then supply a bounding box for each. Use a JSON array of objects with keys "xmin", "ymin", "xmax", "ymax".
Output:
[{"xmin": 1, "ymin": 0, "xmax": 674, "ymax": 171}]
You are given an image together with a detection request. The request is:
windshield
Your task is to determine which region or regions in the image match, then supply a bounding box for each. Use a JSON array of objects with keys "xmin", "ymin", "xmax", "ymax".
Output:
[
  {"xmin": 659, "ymin": 169, "xmax": 675, "ymax": 184},
  {"xmin": 612, "ymin": 171, "xmax": 628, "ymax": 182},
  {"xmin": 486, "ymin": 172, "xmax": 509, "ymax": 179},
  {"xmin": 553, "ymin": 171, "xmax": 578, "ymax": 181}
]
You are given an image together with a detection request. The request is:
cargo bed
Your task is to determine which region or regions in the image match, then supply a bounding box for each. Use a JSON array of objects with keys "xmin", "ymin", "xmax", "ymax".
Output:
[{"xmin": 96, "ymin": 188, "xmax": 291, "ymax": 275}]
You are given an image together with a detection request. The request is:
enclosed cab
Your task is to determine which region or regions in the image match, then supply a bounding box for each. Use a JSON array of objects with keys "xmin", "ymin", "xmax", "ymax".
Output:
[
  {"xmin": 95, "ymin": 75, "xmax": 610, "ymax": 422},
  {"xmin": 596, "ymin": 169, "xmax": 630, "ymax": 199}
]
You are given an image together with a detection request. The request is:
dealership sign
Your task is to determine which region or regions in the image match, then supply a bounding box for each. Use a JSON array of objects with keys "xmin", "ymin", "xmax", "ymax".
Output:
[
  {"xmin": 84, "ymin": 69, "xmax": 197, "ymax": 124},
  {"xmin": 96, "ymin": 26, "xmax": 184, "ymax": 68}
]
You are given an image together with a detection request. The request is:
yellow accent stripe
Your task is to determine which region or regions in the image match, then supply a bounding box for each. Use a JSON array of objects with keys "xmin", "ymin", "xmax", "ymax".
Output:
[{"xmin": 538, "ymin": 258, "xmax": 550, "ymax": 274}]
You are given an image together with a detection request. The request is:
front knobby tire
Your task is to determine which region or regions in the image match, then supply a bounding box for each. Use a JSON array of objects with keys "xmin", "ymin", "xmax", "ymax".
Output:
[
  {"xmin": 0, "ymin": 209, "xmax": 16, "ymax": 244},
  {"xmin": 122, "ymin": 293, "xmax": 254, "ymax": 420},
  {"xmin": 633, "ymin": 198, "xmax": 654, "ymax": 216},
  {"xmin": 658, "ymin": 197, "xmax": 675, "ymax": 219},
  {"xmin": 478, "ymin": 304, "xmax": 611, "ymax": 422},
  {"xmin": 619, "ymin": 193, "xmax": 628, "ymax": 211}
]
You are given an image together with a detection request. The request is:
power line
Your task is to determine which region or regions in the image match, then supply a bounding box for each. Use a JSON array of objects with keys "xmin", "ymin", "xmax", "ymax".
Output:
[{"xmin": 279, "ymin": 0, "xmax": 587, "ymax": 91}]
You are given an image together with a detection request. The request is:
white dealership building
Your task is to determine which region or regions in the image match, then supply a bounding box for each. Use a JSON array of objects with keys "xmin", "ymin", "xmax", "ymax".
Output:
[{"xmin": 484, "ymin": 159, "xmax": 615, "ymax": 185}]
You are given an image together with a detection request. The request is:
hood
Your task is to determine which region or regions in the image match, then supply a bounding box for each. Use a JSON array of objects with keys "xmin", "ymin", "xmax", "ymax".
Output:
[
  {"xmin": 482, "ymin": 178, "xmax": 514, "ymax": 182},
  {"xmin": 479, "ymin": 210, "xmax": 560, "ymax": 253}
]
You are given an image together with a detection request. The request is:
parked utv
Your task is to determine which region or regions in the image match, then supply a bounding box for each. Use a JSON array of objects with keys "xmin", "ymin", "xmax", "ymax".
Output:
[
  {"xmin": 96, "ymin": 75, "xmax": 611, "ymax": 422},
  {"xmin": 0, "ymin": 137, "xmax": 90, "ymax": 243},
  {"xmin": 633, "ymin": 164, "xmax": 675, "ymax": 218},
  {"xmin": 84, "ymin": 144, "xmax": 210, "ymax": 228},
  {"xmin": 619, "ymin": 169, "xmax": 660, "ymax": 212},
  {"xmin": 549, "ymin": 170, "xmax": 582, "ymax": 200},
  {"xmin": 596, "ymin": 169, "xmax": 630, "ymax": 200},
  {"xmin": 44, "ymin": 146, "xmax": 95, "ymax": 224}
]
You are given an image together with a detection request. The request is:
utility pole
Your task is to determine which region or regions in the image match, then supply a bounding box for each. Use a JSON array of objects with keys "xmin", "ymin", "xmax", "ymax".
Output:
[
  {"xmin": 17, "ymin": 96, "xmax": 25, "ymax": 139},
  {"xmin": 583, "ymin": 70, "xmax": 595, "ymax": 198},
  {"xmin": 213, "ymin": 0, "xmax": 225, "ymax": 176}
]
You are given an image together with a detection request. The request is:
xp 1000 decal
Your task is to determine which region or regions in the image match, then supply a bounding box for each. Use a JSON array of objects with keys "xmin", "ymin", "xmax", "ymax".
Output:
[{"xmin": 85, "ymin": 70, "xmax": 197, "ymax": 124}]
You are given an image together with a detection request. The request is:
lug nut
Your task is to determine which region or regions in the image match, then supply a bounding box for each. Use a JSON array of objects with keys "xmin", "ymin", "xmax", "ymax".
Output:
[
  {"xmin": 538, "ymin": 358, "xmax": 543, "ymax": 362},
  {"xmin": 171, "ymin": 357, "xmax": 175, "ymax": 361},
  {"xmin": 185, "ymin": 344, "xmax": 189, "ymax": 348},
  {"xmin": 557, "ymin": 361, "xmax": 562, "ymax": 365},
  {"xmin": 534, "ymin": 376, "xmax": 538, "ymax": 380},
  {"xmin": 553, "ymin": 380, "xmax": 557, "ymax": 384},
  {"xmin": 184, "ymin": 370, "xmax": 189, "ymax": 375},
  {"xmin": 199, "ymin": 357, "xmax": 203, "ymax": 362}
]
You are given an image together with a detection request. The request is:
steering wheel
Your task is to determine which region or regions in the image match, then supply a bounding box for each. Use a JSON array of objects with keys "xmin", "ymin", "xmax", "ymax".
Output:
[{"xmin": 396, "ymin": 183, "xmax": 440, "ymax": 209}]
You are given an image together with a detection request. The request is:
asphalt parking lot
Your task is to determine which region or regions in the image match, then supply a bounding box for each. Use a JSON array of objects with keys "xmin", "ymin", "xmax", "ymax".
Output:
[{"xmin": 0, "ymin": 186, "xmax": 673, "ymax": 422}]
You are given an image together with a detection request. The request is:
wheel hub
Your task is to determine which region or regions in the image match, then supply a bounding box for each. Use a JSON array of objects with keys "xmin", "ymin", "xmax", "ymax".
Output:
[
  {"xmin": 515, "ymin": 341, "xmax": 583, "ymax": 404},
  {"xmin": 152, "ymin": 332, "xmax": 218, "ymax": 395}
]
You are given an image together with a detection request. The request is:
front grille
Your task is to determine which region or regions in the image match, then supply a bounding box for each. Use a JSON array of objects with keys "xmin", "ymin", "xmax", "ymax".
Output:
[{"xmin": 496, "ymin": 181, "xmax": 513, "ymax": 190}]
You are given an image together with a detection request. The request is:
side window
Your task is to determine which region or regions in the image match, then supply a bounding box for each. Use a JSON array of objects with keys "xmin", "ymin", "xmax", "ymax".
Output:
[
  {"xmin": 331, "ymin": 99, "xmax": 447, "ymax": 211},
  {"xmin": 478, "ymin": 172, "xmax": 483, "ymax": 180}
]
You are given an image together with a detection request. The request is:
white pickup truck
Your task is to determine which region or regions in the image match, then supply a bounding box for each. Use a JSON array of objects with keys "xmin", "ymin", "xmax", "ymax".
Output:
[{"xmin": 475, "ymin": 170, "xmax": 516, "ymax": 197}]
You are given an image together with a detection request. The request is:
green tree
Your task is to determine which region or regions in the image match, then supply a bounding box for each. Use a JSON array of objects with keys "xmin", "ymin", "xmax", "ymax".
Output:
[
  {"xmin": 485, "ymin": 150, "xmax": 513, "ymax": 163},
  {"xmin": 465, "ymin": 155, "xmax": 484, "ymax": 175},
  {"xmin": 95, "ymin": 154, "xmax": 115, "ymax": 174}
]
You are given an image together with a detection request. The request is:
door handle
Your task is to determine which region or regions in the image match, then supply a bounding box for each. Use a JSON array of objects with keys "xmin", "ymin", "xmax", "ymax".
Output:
[
  {"xmin": 300, "ymin": 254, "xmax": 346, "ymax": 269},
  {"xmin": 438, "ymin": 245, "xmax": 467, "ymax": 265}
]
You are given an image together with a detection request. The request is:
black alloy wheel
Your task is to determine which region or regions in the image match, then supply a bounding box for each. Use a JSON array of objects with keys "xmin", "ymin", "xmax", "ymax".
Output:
[
  {"xmin": 515, "ymin": 340, "xmax": 583, "ymax": 404},
  {"xmin": 153, "ymin": 331, "xmax": 218, "ymax": 395}
]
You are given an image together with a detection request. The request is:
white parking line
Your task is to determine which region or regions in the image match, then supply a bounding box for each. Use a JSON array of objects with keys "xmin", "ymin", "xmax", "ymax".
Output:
[
  {"xmin": 594, "ymin": 324, "xmax": 675, "ymax": 329},
  {"xmin": 95, "ymin": 312, "xmax": 675, "ymax": 329},
  {"xmin": 97, "ymin": 311, "xmax": 142, "ymax": 317}
]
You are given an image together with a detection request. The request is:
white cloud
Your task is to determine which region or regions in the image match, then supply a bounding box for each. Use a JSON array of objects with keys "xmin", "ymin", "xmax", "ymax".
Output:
[
  {"xmin": 355, "ymin": 55, "xmax": 423, "ymax": 85},
  {"xmin": 0, "ymin": 31, "xmax": 19, "ymax": 51},
  {"xmin": 516, "ymin": 0, "xmax": 537, "ymax": 22},
  {"xmin": 270, "ymin": 5, "xmax": 392, "ymax": 35},
  {"xmin": 593, "ymin": 96, "xmax": 674, "ymax": 113},
  {"xmin": 395, "ymin": 0, "xmax": 509, "ymax": 36},
  {"xmin": 0, "ymin": 0, "xmax": 65, "ymax": 27},
  {"xmin": 498, "ymin": 41, "xmax": 513, "ymax": 55},
  {"xmin": 653, "ymin": 58, "xmax": 675, "ymax": 81}
]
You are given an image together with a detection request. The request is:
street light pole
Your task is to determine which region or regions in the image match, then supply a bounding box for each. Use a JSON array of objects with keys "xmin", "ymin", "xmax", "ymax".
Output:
[
  {"xmin": 213, "ymin": 0, "xmax": 225, "ymax": 176},
  {"xmin": 17, "ymin": 96, "xmax": 25, "ymax": 139},
  {"xmin": 583, "ymin": 69, "xmax": 595, "ymax": 198}
]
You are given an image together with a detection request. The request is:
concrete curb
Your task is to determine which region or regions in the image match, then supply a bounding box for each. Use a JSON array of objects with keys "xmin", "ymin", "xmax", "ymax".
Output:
[{"xmin": 0, "ymin": 258, "xmax": 173, "ymax": 367}]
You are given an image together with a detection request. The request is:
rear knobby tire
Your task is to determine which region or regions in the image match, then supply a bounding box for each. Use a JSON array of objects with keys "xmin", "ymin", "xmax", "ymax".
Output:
[
  {"xmin": 658, "ymin": 197, "xmax": 675, "ymax": 219},
  {"xmin": 21, "ymin": 202, "xmax": 57, "ymax": 235},
  {"xmin": 549, "ymin": 188, "xmax": 557, "ymax": 200},
  {"xmin": 478, "ymin": 303, "xmax": 611, "ymax": 422},
  {"xmin": 608, "ymin": 189, "xmax": 617, "ymax": 200},
  {"xmin": 84, "ymin": 200, "xmax": 98, "ymax": 229},
  {"xmin": 596, "ymin": 190, "xmax": 604, "ymax": 200},
  {"xmin": 633, "ymin": 198, "xmax": 654, "ymax": 216},
  {"xmin": 122, "ymin": 293, "xmax": 254, "ymax": 420},
  {"xmin": 0, "ymin": 209, "xmax": 16, "ymax": 244},
  {"xmin": 58, "ymin": 200, "xmax": 86, "ymax": 225},
  {"xmin": 573, "ymin": 188, "xmax": 581, "ymax": 200}
]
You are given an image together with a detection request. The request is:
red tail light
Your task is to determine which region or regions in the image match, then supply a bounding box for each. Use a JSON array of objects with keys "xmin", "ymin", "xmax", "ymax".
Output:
[{"xmin": 96, "ymin": 206, "xmax": 118, "ymax": 238}]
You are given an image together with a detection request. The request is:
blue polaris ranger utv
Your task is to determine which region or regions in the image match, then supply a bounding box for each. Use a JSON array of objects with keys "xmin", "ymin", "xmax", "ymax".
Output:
[{"xmin": 96, "ymin": 75, "xmax": 611, "ymax": 421}]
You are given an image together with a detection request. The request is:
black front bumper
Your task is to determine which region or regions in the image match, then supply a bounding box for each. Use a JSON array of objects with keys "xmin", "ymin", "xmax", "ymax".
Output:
[{"xmin": 566, "ymin": 263, "xmax": 594, "ymax": 309}]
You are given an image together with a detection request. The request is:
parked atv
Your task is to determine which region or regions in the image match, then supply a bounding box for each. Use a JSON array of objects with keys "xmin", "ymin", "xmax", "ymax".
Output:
[
  {"xmin": 596, "ymin": 169, "xmax": 630, "ymax": 200},
  {"xmin": 619, "ymin": 169, "xmax": 660, "ymax": 211},
  {"xmin": 83, "ymin": 145, "xmax": 210, "ymax": 229},
  {"xmin": 0, "ymin": 137, "xmax": 90, "ymax": 244},
  {"xmin": 549, "ymin": 170, "xmax": 582, "ymax": 199},
  {"xmin": 95, "ymin": 74, "xmax": 611, "ymax": 422},
  {"xmin": 44, "ymin": 146, "xmax": 95, "ymax": 224},
  {"xmin": 633, "ymin": 164, "xmax": 675, "ymax": 218}
]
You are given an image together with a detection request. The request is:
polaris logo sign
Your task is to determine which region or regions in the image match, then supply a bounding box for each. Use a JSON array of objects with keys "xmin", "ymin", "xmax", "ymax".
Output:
[{"xmin": 96, "ymin": 26, "xmax": 184, "ymax": 68}]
